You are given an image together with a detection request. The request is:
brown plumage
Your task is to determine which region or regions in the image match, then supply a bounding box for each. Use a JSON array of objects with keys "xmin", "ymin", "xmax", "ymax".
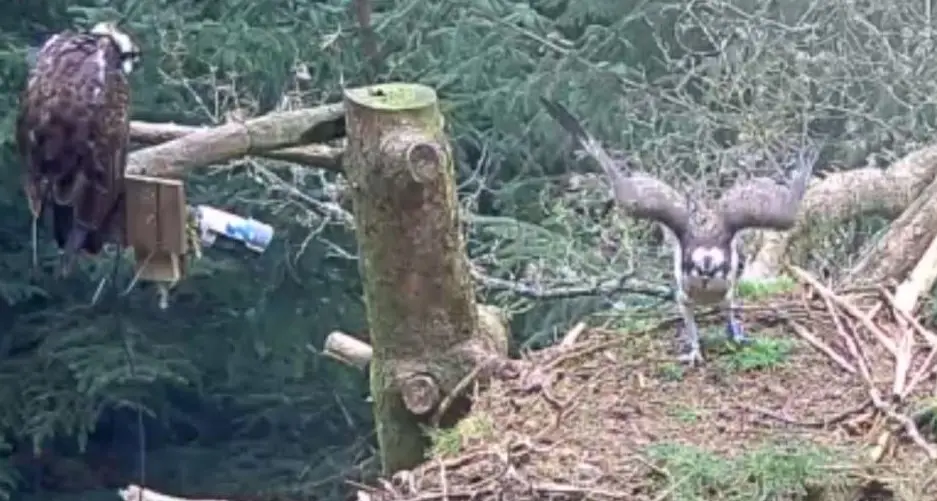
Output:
[
  {"xmin": 539, "ymin": 98, "xmax": 815, "ymax": 245},
  {"xmin": 17, "ymin": 22, "xmax": 141, "ymax": 276},
  {"xmin": 540, "ymin": 97, "xmax": 817, "ymax": 365}
]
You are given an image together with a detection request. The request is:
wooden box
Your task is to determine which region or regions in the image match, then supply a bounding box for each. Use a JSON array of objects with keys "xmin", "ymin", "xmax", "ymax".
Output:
[{"xmin": 123, "ymin": 174, "xmax": 188, "ymax": 282}]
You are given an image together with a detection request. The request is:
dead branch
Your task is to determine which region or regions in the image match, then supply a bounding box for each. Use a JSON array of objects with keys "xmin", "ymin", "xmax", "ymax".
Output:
[
  {"xmin": 126, "ymin": 104, "xmax": 345, "ymax": 177},
  {"xmin": 848, "ymin": 171, "xmax": 937, "ymax": 284},
  {"xmin": 118, "ymin": 485, "xmax": 227, "ymax": 501},
  {"xmin": 131, "ymin": 120, "xmax": 344, "ymax": 172},
  {"xmin": 891, "ymin": 230, "xmax": 937, "ymax": 316},
  {"xmin": 559, "ymin": 322, "xmax": 588, "ymax": 348},
  {"xmin": 470, "ymin": 266, "xmax": 673, "ymax": 300},
  {"xmin": 745, "ymin": 144, "xmax": 937, "ymax": 280},
  {"xmin": 788, "ymin": 265, "xmax": 897, "ymax": 355},
  {"xmin": 788, "ymin": 266, "xmax": 937, "ymax": 460}
]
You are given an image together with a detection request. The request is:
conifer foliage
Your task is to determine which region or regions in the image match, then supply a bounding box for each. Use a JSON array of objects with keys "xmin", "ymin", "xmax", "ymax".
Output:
[{"xmin": 0, "ymin": 0, "xmax": 933, "ymax": 498}]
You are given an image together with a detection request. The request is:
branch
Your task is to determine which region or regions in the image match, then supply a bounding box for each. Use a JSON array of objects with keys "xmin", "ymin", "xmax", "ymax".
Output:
[
  {"xmin": 131, "ymin": 120, "xmax": 344, "ymax": 172},
  {"xmin": 745, "ymin": 143, "xmax": 937, "ymax": 279},
  {"xmin": 126, "ymin": 103, "xmax": 346, "ymax": 177},
  {"xmin": 118, "ymin": 486, "xmax": 226, "ymax": 501},
  {"xmin": 847, "ymin": 170, "xmax": 937, "ymax": 283},
  {"xmin": 323, "ymin": 331, "xmax": 373, "ymax": 370},
  {"xmin": 470, "ymin": 266, "xmax": 673, "ymax": 300},
  {"xmin": 892, "ymin": 231, "xmax": 937, "ymax": 315}
]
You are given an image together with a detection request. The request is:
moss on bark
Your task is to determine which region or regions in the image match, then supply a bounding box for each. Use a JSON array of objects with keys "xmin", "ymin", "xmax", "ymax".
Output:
[{"xmin": 343, "ymin": 83, "xmax": 506, "ymax": 474}]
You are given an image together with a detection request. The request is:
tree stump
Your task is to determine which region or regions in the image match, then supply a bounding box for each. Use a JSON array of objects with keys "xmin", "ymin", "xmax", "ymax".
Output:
[{"xmin": 343, "ymin": 83, "xmax": 508, "ymax": 474}]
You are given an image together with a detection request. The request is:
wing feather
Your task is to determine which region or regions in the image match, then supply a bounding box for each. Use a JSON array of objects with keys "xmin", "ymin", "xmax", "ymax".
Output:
[
  {"xmin": 18, "ymin": 30, "xmax": 131, "ymax": 274},
  {"xmin": 718, "ymin": 147, "xmax": 818, "ymax": 233},
  {"xmin": 539, "ymin": 97, "xmax": 691, "ymax": 239}
]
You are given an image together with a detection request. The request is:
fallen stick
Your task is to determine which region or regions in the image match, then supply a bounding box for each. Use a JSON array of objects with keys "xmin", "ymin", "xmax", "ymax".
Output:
[
  {"xmin": 559, "ymin": 322, "xmax": 587, "ymax": 348},
  {"xmin": 904, "ymin": 347, "xmax": 937, "ymax": 399},
  {"xmin": 740, "ymin": 399, "xmax": 871, "ymax": 429},
  {"xmin": 786, "ymin": 319, "xmax": 856, "ymax": 374},
  {"xmin": 882, "ymin": 230, "xmax": 937, "ymax": 398},
  {"xmin": 788, "ymin": 265, "xmax": 898, "ymax": 355},
  {"xmin": 119, "ymin": 485, "xmax": 228, "ymax": 501},
  {"xmin": 880, "ymin": 287, "xmax": 937, "ymax": 349},
  {"xmin": 816, "ymin": 287, "xmax": 937, "ymax": 460},
  {"xmin": 892, "ymin": 230, "xmax": 937, "ymax": 315},
  {"xmin": 820, "ymin": 292, "xmax": 875, "ymax": 388},
  {"xmin": 867, "ymin": 386, "xmax": 937, "ymax": 460}
]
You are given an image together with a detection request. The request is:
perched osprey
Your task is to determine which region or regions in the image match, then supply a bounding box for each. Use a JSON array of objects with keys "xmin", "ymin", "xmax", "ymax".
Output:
[
  {"xmin": 540, "ymin": 98, "xmax": 816, "ymax": 365},
  {"xmin": 17, "ymin": 22, "xmax": 142, "ymax": 276}
]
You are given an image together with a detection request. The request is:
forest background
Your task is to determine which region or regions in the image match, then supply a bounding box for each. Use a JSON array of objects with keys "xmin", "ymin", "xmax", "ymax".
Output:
[{"xmin": 0, "ymin": 0, "xmax": 933, "ymax": 500}]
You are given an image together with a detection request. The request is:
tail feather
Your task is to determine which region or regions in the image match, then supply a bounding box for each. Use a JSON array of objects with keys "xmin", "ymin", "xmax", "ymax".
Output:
[
  {"xmin": 51, "ymin": 203, "xmax": 72, "ymax": 250},
  {"xmin": 539, "ymin": 97, "xmax": 592, "ymax": 145},
  {"xmin": 539, "ymin": 97, "xmax": 630, "ymax": 180},
  {"xmin": 51, "ymin": 194, "xmax": 123, "ymax": 276}
]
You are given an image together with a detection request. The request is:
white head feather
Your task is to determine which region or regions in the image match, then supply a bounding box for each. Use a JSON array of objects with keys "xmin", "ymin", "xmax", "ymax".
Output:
[{"xmin": 90, "ymin": 22, "xmax": 140, "ymax": 74}]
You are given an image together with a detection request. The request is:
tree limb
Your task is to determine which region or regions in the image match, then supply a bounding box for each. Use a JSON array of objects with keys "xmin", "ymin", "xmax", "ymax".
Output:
[
  {"xmin": 131, "ymin": 120, "xmax": 344, "ymax": 172},
  {"xmin": 470, "ymin": 266, "xmax": 673, "ymax": 300},
  {"xmin": 745, "ymin": 143, "xmax": 937, "ymax": 280},
  {"xmin": 126, "ymin": 104, "xmax": 346, "ymax": 177},
  {"xmin": 847, "ymin": 170, "xmax": 937, "ymax": 283},
  {"xmin": 118, "ymin": 486, "xmax": 226, "ymax": 501}
]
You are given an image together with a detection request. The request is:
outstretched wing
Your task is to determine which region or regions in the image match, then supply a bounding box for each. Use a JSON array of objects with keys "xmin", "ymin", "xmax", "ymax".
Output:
[
  {"xmin": 539, "ymin": 97, "xmax": 691, "ymax": 239},
  {"xmin": 718, "ymin": 146, "xmax": 818, "ymax": 233}
]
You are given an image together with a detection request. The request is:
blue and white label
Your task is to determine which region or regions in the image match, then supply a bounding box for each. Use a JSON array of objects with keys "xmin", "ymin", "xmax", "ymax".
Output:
[{"xmin": 197, "ymin": 205, "xmax": 274, "ymax": 253}]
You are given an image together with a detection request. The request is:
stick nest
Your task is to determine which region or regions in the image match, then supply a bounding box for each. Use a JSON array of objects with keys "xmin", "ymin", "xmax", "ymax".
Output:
[{"xmin": 360, "ymin": 273, "xmax": 937, "ymax": 501}]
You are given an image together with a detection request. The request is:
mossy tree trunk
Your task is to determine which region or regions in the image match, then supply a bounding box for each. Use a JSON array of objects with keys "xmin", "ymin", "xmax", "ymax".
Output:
[{"xmin": 342, "ymin": 83, "xmax": 507, "ymax": 474}]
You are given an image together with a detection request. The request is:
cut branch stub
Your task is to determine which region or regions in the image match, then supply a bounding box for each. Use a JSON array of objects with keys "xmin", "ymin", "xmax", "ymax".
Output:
[
  {"xmin": 400, "ymin": 373, "xmax": 441, "ymax": 416},
  {"xmin": 344, "ymin": 82, "xmax": 497, "ymax": 474},
  {"xmin": 404, "ymin": 142, "xmax": 446, "ymax": 183},
  {"xmin": 323, "ymin": 331, "xmax": 373, "ymax": 370}
]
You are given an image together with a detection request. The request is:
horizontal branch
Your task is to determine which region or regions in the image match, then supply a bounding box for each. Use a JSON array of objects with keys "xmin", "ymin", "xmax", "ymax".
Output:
[
  {"xmin": 470, "ymin": 266, "xmax": 673, "ymax": 300},
  {"xmin": 131, "ymin": 120, "xmax": 344, "ymax": 172},
  {"xmin": 118, "ymin": 486, "xmax": 226, "ymax": 501},
  {"xmin": 126, "ymin": 103, "xmax": 346, "ymax": 177}
]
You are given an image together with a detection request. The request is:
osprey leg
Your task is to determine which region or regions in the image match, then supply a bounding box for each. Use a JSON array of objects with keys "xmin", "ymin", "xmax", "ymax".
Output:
[
  {"xmin": 676, "ymin": 297, "xmax": 704, "ymax": 365},
  {"xmin": 724, "ymin": 289, "xmax": 751, "ymax": 344}
]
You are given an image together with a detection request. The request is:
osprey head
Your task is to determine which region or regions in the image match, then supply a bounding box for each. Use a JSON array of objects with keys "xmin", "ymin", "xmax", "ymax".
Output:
[
  {"xmin": 90, "ymin": 22, "xmax": 141, "ymax": 74},
  {"xmin": 685, "ymin": 245, "xmax": 730, "ymax": 280}
]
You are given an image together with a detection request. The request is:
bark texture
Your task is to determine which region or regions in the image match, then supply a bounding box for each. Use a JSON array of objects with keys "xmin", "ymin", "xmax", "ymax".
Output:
[
  {"xmin": 744, "ymin": 143, "xmax": 937, "ymax": 281},
  {"xmin": 846, "ymin": 172, "xmax": 937, "ymax": 283},
  {"xmin": 126, "ymin": 104, "xmax": 345, "ymax": 176},
  {"xmin": 343, "ymin": 83, "xmax": 507, "ymax": 474}
]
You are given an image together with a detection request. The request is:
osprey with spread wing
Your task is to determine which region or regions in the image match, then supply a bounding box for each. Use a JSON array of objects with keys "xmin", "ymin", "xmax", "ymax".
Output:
[
  {"xmin": 540, "ymin": 98, "xmax": 817, "ymax": 366},
  {"xmin": 17, "ymin": 22, "xmax": 141, "ymax": 276}
]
